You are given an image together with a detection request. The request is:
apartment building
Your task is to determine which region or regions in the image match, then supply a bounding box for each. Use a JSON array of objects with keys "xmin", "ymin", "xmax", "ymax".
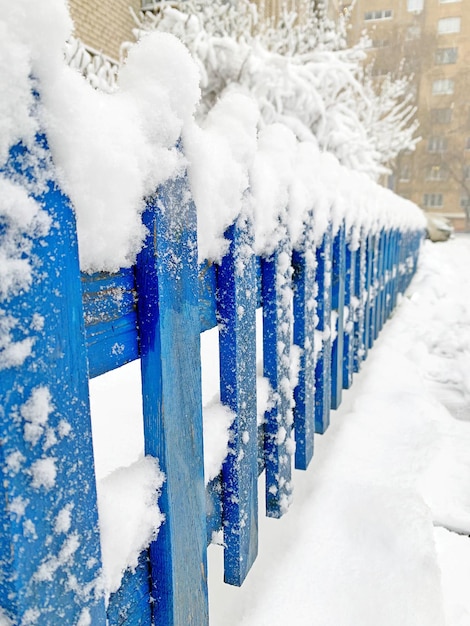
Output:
[{"xmin": 333, "ymin": 0, "xmax": 470, "ymax": 231}]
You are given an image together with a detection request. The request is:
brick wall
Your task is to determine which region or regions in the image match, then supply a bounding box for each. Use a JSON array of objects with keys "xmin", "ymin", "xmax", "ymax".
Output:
[{"xmin": 68, "ymin": 0, "xmax": 142, "ymax": 61}]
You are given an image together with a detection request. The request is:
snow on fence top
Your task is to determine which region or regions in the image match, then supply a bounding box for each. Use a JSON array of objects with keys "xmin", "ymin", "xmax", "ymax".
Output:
[{"xmin": 0, "ymin": 1, "xmax": 424, "ymax": 275}]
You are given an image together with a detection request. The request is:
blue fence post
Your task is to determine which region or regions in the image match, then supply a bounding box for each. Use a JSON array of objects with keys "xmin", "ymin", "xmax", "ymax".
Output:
[
  {"xmin": 353, "ymin": 233, "xmax": 365, "ymax": 374},
  {"xmin": 365, "ymin": 233, "xmax": 375, "ymax": 353},
  {"xmin": 0, "ymin": 137, "xmax": 106, "ymax": 624},
  {"xmin": 217, "ymin": 215, "xmax": 259, "ymax": 586},
  {"xmin": 136, "ymin": 174, "xmax": 208, "ymax": 625},
  {"xmin": 262, "ymin": 235, "xmax": 294, "ymax": 518},
  {"xmin": 314, "ymin": 226, "xmax": 332, "ymax": 434},
  {"xmin": 376, "ymin": 230, "xmax": 386, "ymax": 336},
  {"xmin": 293, "ymin": 213, "xmax": 316, "ymax": 470},
  {"xmin": 330, "ymin": 223, "xmax": 345, "ymax": 410},
  {"xmin": 342, "ymin": 231, "xmax": 355, "ymax": 390}
]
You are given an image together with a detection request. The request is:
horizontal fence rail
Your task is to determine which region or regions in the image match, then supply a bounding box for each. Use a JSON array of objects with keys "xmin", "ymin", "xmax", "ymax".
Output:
[{"xmin": 0, "ymin": 128, "xmax": 423, "ymax": 625}]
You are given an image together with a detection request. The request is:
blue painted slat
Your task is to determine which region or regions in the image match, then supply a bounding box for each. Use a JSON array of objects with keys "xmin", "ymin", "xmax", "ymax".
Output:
[
  {"xmin": 330, "ymin": 224, "xmax": 345, "ymax": 410},
  {"xmin": 107, "ymin": 552, "xmax": 152, "ymax": 625},
  {"xmin": 390, "ymin": 230, "xmax": 399, "ymax": 311},
  {"xmin": 135, "ymin": 174, "xmax": 208, "ymax": 626},
  {"xmin": 82, "ymin": 270, "xmax": 139, "ymax": 378},
  {"xmin": 262, "ymin": 238, "xmax": 294, "ymax": 518},
  {"xmin": 353, "ymin": 236, "xmax": 365, "ymax": 374},
  {"xmin": 363, "ymin": 234, "xmax": 374, "ymax": 355},
  {"xmin": 217, "ymin": 217, "xmax": 259, "ymax": 585},
  {"xmin": 342, "ymin": 239, "xmax": 355, "ymax": 390},
  {"xmin": 314, "ymin": 227, "xmax": 332, "ymax": 434},
  {"xmin": 376, "ymin": 230, "xmax": 386, "ymax": 337},
  {"xmin": 292, "ymin": 214, "xmax": 316, "ymax": 470},
  {"xmin": 0, "ymin": 137, "xmax": 106, "ymax": 624}
]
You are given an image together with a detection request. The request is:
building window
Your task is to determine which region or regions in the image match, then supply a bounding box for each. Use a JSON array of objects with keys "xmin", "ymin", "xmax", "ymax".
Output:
[
  {"xmin": 465, "ymin": 138, "xmax": 470, "ymax": 150},
  {"xmin": 425, "ymin": 166, "xmax": 448, "ymax": 181},
  {"xmin": 464, "ymin": 165, "xmax": 470, "ymax": 180},
  {"xmin": 407, "ymin": 0, "xmax": 423, "ymax": 11},
  {"xmin": 431, "ymin": 108, "xmax": 452, "ymax": 124},
  {"xmin": 423, "ymin": 193, "xmax": 443, "ymax": 208},
  {"xmin": 438, "ymin": 17, "xmax": 461, "ymax": 34},
  {"xmin": 427, "ymin": 137, "xmax": 448, "ymax": 152},
  {"xmin": 435, "ymin": 48, "xmax": 458, "ymax": 64},
  {"xmin": 432, "ymin": 79, "xmax": 454, "ymax": 95},
  {"xmin": 460, "ymin": 196, "xmax": 470, "ymax": 208},
  {"xmin": 364, "ymin": 9, "xmax": 393, "ymax": 20}
]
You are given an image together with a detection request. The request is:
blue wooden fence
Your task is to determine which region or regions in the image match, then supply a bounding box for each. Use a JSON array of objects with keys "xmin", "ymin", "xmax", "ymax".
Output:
[{"xmin": 0, "ymin": 127, "xmax": 423, "ymax": 624}]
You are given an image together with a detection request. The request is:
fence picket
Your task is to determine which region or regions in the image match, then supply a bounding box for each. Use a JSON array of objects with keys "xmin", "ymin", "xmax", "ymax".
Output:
[
  {"xmin": 314, "ymin": 226, "xmax": 333, "ymax": 434},
  {"xmin": 262, "ymin": 237, "xmax": 294, "ymax": 517},
  {"xmin": 217, "ymin": 217, "xmax": 259, "ymax": 586},
  {"xmin": 0, "ymin": 138, "xmax": 106, "ymax": 625},
  {"xmin": 342, "ymin": 235, "xmax": 355, "ymax": 390},
  {"xmin": 331, "ymin": 224, "xmax": 346, "ymax": 410},
  {"xmin": 293, "ymin": 215, "xmax": 317, "ymax": 470},
  {"xmin": 136, "ymin": 176, "xmax": 208, "ymax": 626}
]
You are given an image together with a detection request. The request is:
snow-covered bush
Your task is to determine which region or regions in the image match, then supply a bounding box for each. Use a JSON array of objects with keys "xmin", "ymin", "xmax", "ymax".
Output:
[{"xmin": 129, "ymin": 0, "xmax": 419, "ymax": 179}]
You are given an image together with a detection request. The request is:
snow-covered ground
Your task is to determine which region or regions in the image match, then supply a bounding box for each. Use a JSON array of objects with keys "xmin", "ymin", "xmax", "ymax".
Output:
[
  {"xmin": 205, "ymin": 236, "xmax": 470, "ymax": 626},
  {"xmin": 90, "ymin": 235, "xmax": 470, "ymax": 621}
]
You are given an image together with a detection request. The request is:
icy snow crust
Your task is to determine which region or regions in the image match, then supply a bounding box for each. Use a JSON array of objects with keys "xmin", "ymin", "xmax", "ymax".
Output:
[{"xmin": 0, "ymin": 0, "xmax": 425, "ymax": 609}]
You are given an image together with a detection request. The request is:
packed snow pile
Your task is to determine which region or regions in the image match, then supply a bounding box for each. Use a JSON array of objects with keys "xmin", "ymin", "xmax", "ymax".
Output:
[{"xmin": 207, "ymin": 238, "xmax": 470, "ymax": 626}]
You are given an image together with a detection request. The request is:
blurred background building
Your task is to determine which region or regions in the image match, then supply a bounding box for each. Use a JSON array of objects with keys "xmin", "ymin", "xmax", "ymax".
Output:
[{"xmin": 336, "ymin": 0, "xmax": 470, "ymax": 231}]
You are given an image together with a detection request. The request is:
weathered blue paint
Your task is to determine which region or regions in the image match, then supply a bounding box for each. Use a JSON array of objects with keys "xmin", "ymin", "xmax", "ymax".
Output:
[
  {"xmin": 135, "ymin": 174, "xmax": 208, "ymax": 626},
  {"xmin": 217, "ymin": 217, "xmax": 259, "ymax": 585},
  {"xmin": 292, "ymin": 215, "xmax": 316, "ymax": 470},
  {"xmin": 107, "ymin": 552, "xmax": 152, "ymax": 625},
  {"xmin": 342, "ymin": 238, "xmax": 355, "ymax": 389},
  {"xmin": 262, "ymin": 237, "xmax": 294, "ymax": 517},
  {"xmin": 353, "ymin": 236, "xmax": 365, "ymax": 374},
  {"xmin": 0, "ymin": 137, "xmax": 106, "ymax": 624},
  {"xmin": 314, "ymin": 227, "xmax": 332, "ymax": 434},
  {"xmin": 363, "ymin": 234, "xmax": 374, "ymax": 355},
  {"xmin": 330, "ymin": 224, "xmax": 345, "ymax": 410},
  {"xmin": 82, "ymin": 269, "xmax": 139, "ymax": 378}
]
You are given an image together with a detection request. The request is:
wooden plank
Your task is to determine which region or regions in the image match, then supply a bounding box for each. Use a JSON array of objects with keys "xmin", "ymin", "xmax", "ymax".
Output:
[
  {"xmin": 217, "ymin": 218, "xmax": 259, "ymax": 585},
  {"xmin": 376, "ymin": 230, "xmax": 386, "ymax": 336},
  {"xmin": 342, "ymin": 237, "xmax": 355, "ymax": 390},
  {"xmin": 364, "ymin": 234, "xmax": 374, "ymax": 355},
  {"xmin": 314, "ymin": 226, "xmax": 332, "ymax": 435},
  {"xmin": 0, "ymin": 137, "xmax": 106, "ymax": 624},
  {"xmin": 82, "ymin": 269, "xmax": 139, "ymax": 378},
  {"xmin": 135, "ymin": 175, "xmax": 208, "ymax": 626},
  {"xmin": 261, "ymin": 238, "xmax": 294, "ymax": 518},
  {"xmin": 353, "ymin": 236, "xmax": 365, "ymax": 374},
  {"xmin": 330, "ymin": 224, "xmax": 345, "ymax": 410},
  {"xmin": 292, "ymin": 214, "xmax": 316, "ymax": 470},
  {"xmin": 107, "ymin": 553, "xmax": 152, "ymax": 625}
]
